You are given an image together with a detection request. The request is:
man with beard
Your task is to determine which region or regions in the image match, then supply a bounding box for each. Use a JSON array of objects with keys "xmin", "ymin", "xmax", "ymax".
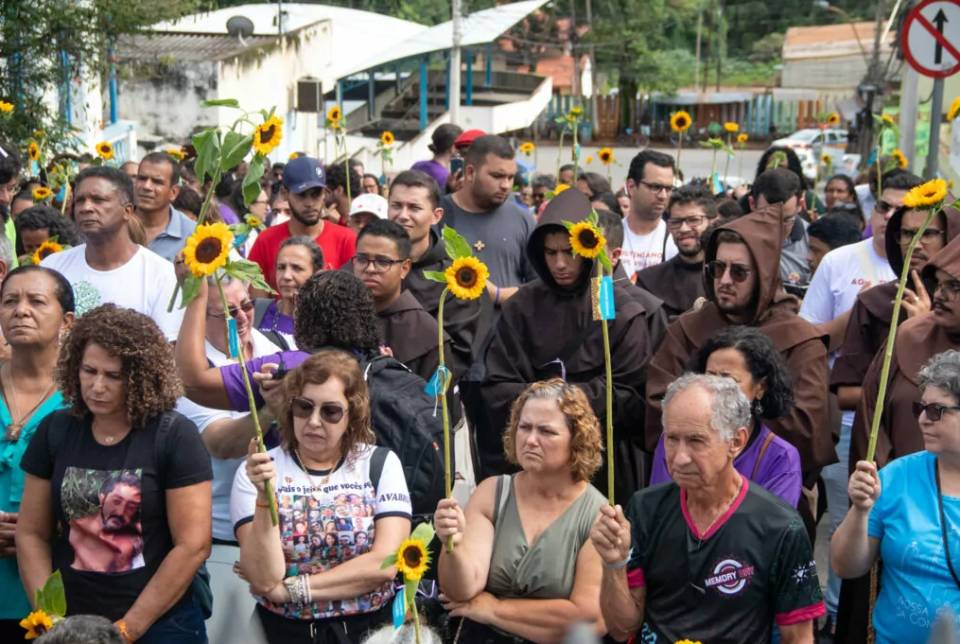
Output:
[
  {"xmin": 635, "ymin": 185, "xmax": 718, "ymax": 320},
  {"xmin": 69, "ymin": 472, "xmax": 144, "ymax": 573},
  {"xmin": 134, "ymin": 152, "xmax": 195, "ymax": 262},
  {"xmin": 475, "ymin": 189, "xmax": 651, "ymax": 502},
  {"xmin": 323, "ymin": 162, "xmax": 363, "ymax": 226},
  {"xmin": 248, "ymin": 156, "xmax": 356, "ymax": 290},
  {"xmin": 748, "ymin": 168, "xmax": 811, "ymax": 287},
  {"xmin": 619, "ymin": 150, "xmax": 678, "ymax": 279},
  {"xmin": 645, "ymin": 208, "xmax": 834, "ymax": 495},
  {"xmin": 440, "ymin": 135, "xmax": 536, "ymax": 306}
]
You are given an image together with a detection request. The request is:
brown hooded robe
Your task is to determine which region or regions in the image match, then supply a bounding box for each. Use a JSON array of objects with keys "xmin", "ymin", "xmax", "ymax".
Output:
[{"xmin": 375, "ymin": 290, "xmax": 445, "ymax": 384}]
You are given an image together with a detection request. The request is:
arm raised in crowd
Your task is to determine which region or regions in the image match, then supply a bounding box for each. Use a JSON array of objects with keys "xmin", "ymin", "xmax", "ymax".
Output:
[
  {"xmin": 174, "ymin": 275, "xmax": 232, "ymax": 409},
  {"xmin": 830, "ymin": 460, "xmax": 881, "ymax": 579}
]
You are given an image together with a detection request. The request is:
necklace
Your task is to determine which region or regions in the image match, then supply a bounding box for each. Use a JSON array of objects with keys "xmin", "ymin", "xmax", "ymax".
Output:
[
  {"xmin": 295, "ymin": 448, "xmax": 338, "ymax": 500},
  {"xmin": 2, "ymin": 366, "xmax": 55, "ymax": 442}
]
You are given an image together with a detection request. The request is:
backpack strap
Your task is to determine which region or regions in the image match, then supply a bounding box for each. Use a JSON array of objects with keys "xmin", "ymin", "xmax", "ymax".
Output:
[
  {"xmin": 152, "ymin": 412, "xmax": 179, "ymax": 489},
  {"xmin": 750, "ymin": 430, "xmax": 778, "ymax": 481},
  {"xmin": 369, "ymin": 445, "xmax": 389, "ymax": 493},
  {"xmin": 491, "ymin": 474, "xmax": 512, "ymax": 527},
  {"xmin": 253, "ymin": 298, "xmax": 273, "ymax": 329}
]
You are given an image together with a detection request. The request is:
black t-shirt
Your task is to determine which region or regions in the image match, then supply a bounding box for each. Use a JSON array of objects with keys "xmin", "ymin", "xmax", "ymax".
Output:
[
  {"xmin": 624, "ymin": 479, "xmax": 824, "ymax": 643},
  {"xmin": 21, "ymin": 410, "xmax": 212, "ymax": 620}
]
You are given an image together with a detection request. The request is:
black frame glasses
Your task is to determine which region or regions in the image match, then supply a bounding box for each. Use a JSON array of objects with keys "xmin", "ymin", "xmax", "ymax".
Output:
[
  {"xmin": 290, "ymin": 397, "xmax": 346, "ymax": 423},
  {"xmin": 913, "ymin": 401, "xmax": 960, "ymax": 421},
  {"xmin": 705, "ymin": 260, "xmax": 752, "ymax": 283},
  {"xmin": 355, "ymin": 255, "xmax": 406, "ymax": 272}
]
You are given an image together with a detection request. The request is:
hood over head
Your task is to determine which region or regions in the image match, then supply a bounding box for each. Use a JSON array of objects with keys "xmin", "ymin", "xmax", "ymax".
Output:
[
  {"xmin": 885, "ymin": 203, "xmax": 960, "ymax": 275},
  {"xmin": 922, "ymin": 220, "xmax": 960, "ymax": 285},
  {"xmin": 703, "ymin": 205, "xmax": 788, "ymax": 324},
  {"xmin": 527, "ymin": 187, "xmax": 594, "ymax": 292}
]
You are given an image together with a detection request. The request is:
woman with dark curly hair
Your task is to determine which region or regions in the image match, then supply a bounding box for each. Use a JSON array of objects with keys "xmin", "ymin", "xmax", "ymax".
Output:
[
  {"xmin": 231, "ymin": 350, "xmax": 410, "ymax": 643},
  {"xmin": 649, "ymin": 325, "xmax": 802, "ymax": 506},
  {"xmin": 434, "ymin": 379, "xmax": 606, "ymax": 642},
  {"xmin": 17, "ymin": 304, "xmax": 213, "ymax": 643},
  {"xmin": 14, "ymin": 205, "xmax": 82, "ymax": 260}
]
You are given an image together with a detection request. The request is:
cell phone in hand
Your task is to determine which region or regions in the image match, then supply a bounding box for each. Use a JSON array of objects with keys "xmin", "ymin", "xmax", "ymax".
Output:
[{"xmin": 450, "ymin": 156, "xmax": 464, "ymax": 175}]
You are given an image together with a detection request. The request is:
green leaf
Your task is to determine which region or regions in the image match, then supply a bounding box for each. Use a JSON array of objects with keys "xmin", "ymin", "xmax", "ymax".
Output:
[
  {"xmin": 410, "ymin": 522, "xmax": 435, "ymax": 544},
  {"xmin": 221, "ymin": 130, "xmax": 253, "ymax": 172},
  {"xmin": 442, "ymin": 226, "xmax": 473, "ymax": 261},
  {"xmin": 202, "ymin": 98, "xmax": 240, "ymax": 108},
  {"xmin": 423, "ymin": 269, "xmax": 447, "ymax": 283},
  {"xmin": 35, "ymin": 571, "xmax": 65, "ymax": 617},
  {"xmin": 192, "ymin": 129, "xmax": 221, "ymax": 184},
  {"xmin": 599, "ymin": 252, "xmax": 613, "ymax": 274},
  {"xmin": 380, "ymin": 553, "xmax": 397, "ymax": 570},
  {"xmin": 179, "ymin": 275, "xmax": 201, "ymax": 308},
  {"xmin": 243, "ymin": 156, "xmax": 265, "ymax": 207},
  {"xmin": 587, "ymin": 209, "xmax": 598, "ymax": 226}
]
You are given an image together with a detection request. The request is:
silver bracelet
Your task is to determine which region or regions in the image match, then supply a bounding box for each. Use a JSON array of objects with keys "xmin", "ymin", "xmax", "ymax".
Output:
[
  {"xmin": 300, "ymin": 574, "xmax": 312, "ymax": 606},
  {"xmin": 283, "ymin": 576, "xmax": 301, "ymax": 607},
  {"xmin": 603, "ymin": 548, "xmax": 633, "ymax": 570}
]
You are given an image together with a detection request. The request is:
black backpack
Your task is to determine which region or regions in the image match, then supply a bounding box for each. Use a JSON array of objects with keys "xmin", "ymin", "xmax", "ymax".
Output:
[{"xmin": 362, "ymin": 355, "xmax": 446, "ymax": 518}]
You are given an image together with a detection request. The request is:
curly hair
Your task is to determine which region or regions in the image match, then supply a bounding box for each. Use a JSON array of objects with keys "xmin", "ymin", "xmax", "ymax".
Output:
[
  {"xmin": 293, "ymin": 271, "xmax": 380, "ymax": 353},
  {"xmin": 279, "ymin": 350, "xmax": 375, "ymax": 460},
  {"xmin": 688, "ymin": 325, "xmax": 794, "ymax": 420},
  {"xmin": 502, "ymin": 379, "xmax": 602, "ymax": 482},
  {"xmin": 14, "ymin": 205, "xmax": 82, "ymax": 256},
  {"xmin": 57, "ymin": 304, "xmax": 181, "ymax": 428}
]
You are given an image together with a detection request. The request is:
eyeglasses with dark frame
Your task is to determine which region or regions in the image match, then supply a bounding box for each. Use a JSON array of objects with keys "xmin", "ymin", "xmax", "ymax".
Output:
[
  {"xmin": 639, "ymin": 180, "xmax": 674, "ymax": 195},
  {"xmin": 208, "ymin": 300, "xmax": 255, "ymax": 319},
  {"xmin": 355, "ymin": 254, "xmax": 406, "ymax": 272},
  {"xmin": 290, "ymin": 397, "xmax": 346, "ymax": 424},
  {"xmin": 666, "ymin": 215, "xmax": 708, "ymax": 230},
  {"xmin": 913, "ymin": 401, "xmax": 960, "ymax": 422},
  {"xmin": 705, "ymin": 260, "xmax": 753, "ymax": 283},
  {"xmin": 899, "ymin": 228, "xmax": 944, "ymax": 243}
]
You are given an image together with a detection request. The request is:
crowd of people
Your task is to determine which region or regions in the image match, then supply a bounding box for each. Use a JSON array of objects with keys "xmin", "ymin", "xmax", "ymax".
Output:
[{"xmin": 0, "ymin": 118, "xmax": 956, "ymax": 644}]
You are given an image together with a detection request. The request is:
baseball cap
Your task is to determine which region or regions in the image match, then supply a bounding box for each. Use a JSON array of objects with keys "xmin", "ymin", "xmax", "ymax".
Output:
[
  {"xmin": 282, "ymin": 156, "xmax": 326, "ymax": 194},
  {"xmin": 453, "ymin": 129, "xmax": 486, "ymax": 150},
  {"xmin": 349, "ymin": 193, "xmax": 388, "ymax": 220}
]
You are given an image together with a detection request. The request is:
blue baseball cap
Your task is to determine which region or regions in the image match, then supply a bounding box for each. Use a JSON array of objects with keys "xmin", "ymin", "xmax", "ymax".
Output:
[{"xmin": 282, "ymin": 156, "xmax": 326, "ymax": 194}]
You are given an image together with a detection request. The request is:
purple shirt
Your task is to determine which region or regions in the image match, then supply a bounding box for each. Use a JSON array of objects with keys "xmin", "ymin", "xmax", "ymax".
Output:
[
  {"xmin": 258, "ymin": 300, "xmax": 296, "ymax": 336},
  {"xmin": 410, "ymin": 160, "xmax": 449, "ymax": 191},
  {"xmin": 219, "ymin": 203, "xmax": 240, "ymax": 225},
  {"xmin": 650, "ymin": 424, "xmax": 802, "ymax": 507},
  {"xmin": 220, "ymin": 350, "xmax": 310, "ymax": 410}
]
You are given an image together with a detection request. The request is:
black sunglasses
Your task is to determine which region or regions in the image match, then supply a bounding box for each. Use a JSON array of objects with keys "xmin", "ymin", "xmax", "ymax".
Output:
[
  {"xmin": 705, "ymin": 260, "xmax": 752, "ymax": 283},
  {"xmin": 913, "ymin": 401, "xmax": 960, "ymax": 422},
  {"xmin": 208, "ymin": 300, "xmax": 255, "ymax": 319},
  {"xmin": 290, "ymin": 397, "xmax": 346, "ymax": 423}
]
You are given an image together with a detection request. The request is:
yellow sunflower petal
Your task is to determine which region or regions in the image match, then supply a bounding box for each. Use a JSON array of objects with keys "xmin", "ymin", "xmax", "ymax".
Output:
[
  {"xmin": 826, "ymin": 112, "xmax": 841, "ymax": 126},
  {"xmin": 253, "ymin": 116, "xmax": 284, "ymax": 156},
  {"xmin": 881, "ymin": 114, "xmax": 896, "ymax": 128},
  {"xmin": 598, "ymin": 147, "xmax": 614, "ymax": 165},
  {"xmin": 949, "ymin": 97, "xmax": 960, "ymax": 123},
  {"xmin": 183, "ymin": 222, "xmax": 233, "ymax": 277},
  {"xmin": 569, "ymin": 221, "xmax": 607, "ymax": 259},
  {"xmin": 380, "ymin": 131, "xmax": 395, "ymax": 147},
  {"xmin": 892, "ymin": 148, "xmax": 908, "ymax": 169},
  {"xmin": 32, "ymin": 240, "xmax": 64, "ymax": 265},
  {"xmin": 723, "ymin": 122, "xmax": 739, "ymax": 133},
  {"xmin": 327, "ymin": 105, "xmax": 343, "ymax": 127},
  {"xmin": 670, "ymin": 111, "xmax": 692, "ymax": 134},
  {"xmin": 0, "ymin": 101, "xmax": 13, "ymax": 114},
  {"xmin": 445, "ymin": 256, "xmax": 489, "ymax": 300},
  {"xmin": 555, "ymin": 183, "xmax": 571, "ymax": 194},
  {"xmin": 394, "ymin": 538, "xmax": 430, "ymax": 581},
  {"xmin": 737, "ymin": 133, "xmax": 748, "ymax": 144},
  {"xmin": 902, "ymin": 178, "xmax": 948, "ymax": 209},
  {"xmin": 27, "ymin": 142, "xmax": 40, "ymax": 161},
  {"xmin": 519, "ymin": 141, "xmax": 535, "ymax": 155},
  {"xmin": 32, "ymin": 186, "xmax": 52, "ymax": 201}
]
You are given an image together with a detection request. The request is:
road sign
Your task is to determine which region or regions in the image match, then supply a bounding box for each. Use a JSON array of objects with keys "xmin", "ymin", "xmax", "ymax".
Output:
[{"xmin": 902, "ymin": 0, "xmax": 960, "ymax": 78}]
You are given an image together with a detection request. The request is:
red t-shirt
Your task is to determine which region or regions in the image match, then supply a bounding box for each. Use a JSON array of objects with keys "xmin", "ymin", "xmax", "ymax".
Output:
[{"xmin": 248, "ymin": 221, "xmax": 357, "ymax": 289}]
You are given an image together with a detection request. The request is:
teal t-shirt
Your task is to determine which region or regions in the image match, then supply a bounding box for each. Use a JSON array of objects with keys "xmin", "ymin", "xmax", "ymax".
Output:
[
  {"xmin": 869, "ymin": 451, "xmax": 960, "ymax": 643},
  {"xmin": 0, "ymin": 390, "xmax": 65, "ymax": 618}
]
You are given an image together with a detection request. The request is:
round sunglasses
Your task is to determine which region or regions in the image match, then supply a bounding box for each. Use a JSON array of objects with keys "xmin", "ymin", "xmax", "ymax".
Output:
[{"xmin": 290, "ymin": 397, "xmax": 346, "ymax": 423}]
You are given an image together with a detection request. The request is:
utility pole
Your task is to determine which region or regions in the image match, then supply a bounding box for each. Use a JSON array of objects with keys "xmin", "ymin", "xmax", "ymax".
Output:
[
  {"xmin": 694, "ymin": 10, "xmax": 703, "ymax": 90},
  {"xmin": 570, "ymin": 0, "xmax": 579, "ymax": 100},
  {"xmin": 585, "ymin": 0, "xmax": 597, "ymax": 135},
  {"xmin": 450, "ymin": 0, "xmax": 463, "ymax": 124}
]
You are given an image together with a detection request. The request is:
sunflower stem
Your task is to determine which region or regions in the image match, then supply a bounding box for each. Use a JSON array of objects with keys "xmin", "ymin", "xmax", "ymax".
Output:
[
  {"xmin": 676, "ymin": 131, "xmax": 683, "ymax": 175},
  {"xmin": 216, "ymin": 277, "xmax": 279, "ymax": 525},
  {"xmin": 572, "ymin": 116, "xmax": 579, "ymax": 184},
  {"xmin": 598, "ymin": 261, "xmax": 615, "ymax": 506},
  {"xmin": 865, "ymin": 206, "xmax": 939, "ymax": 463},
  {"xmin": 411, "ymin": 593, "xmax": 422, "ymax": 644},
  {"xmin": 722, "ymin": 135, "xmax": 732, "ymax": 190},
  {"xmin": 168, "ymin": 165, "xmax": 223, "ymax": 312},
  {"xmin": 557, "ymin": 131, "xmax": 565, "ymax": 178},
  {"xmin": 437, "ymin": 287, "xmax": 454, "ymax": 552}
]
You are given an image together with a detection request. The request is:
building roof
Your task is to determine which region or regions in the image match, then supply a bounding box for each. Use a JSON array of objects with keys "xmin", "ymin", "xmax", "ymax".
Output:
[
  {"xmin": 783, "ymin": 21, "xmax": 895, "ymax": 61},
  {"xmin": 117, "ymin": 32, "xmax": 278, "ymax": 62}
]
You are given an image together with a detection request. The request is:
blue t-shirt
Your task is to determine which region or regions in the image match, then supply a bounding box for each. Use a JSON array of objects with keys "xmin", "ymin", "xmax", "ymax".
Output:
[{"xmin": 869, "ymin": 451, "xmax": 960, "ymax": 642}]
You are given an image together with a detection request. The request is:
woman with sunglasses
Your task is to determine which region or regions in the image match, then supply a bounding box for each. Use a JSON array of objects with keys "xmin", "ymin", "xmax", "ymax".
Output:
[
  {"xmin": 253, "ymin": 236, "xmax": 324, "ymax": 350},
  {"xmin": 231, "ymin": 350, "xmax": 411, "ymax": 643},
  {"xmin": 833, "ymin": 349, "xmax": 960, "ymax": 643}
]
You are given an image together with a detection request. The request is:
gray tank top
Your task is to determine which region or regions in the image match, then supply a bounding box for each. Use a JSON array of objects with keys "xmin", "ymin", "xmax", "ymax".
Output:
[{"xmin": 485, "ymin": 474, "xmax": 606, "ymax": 599}]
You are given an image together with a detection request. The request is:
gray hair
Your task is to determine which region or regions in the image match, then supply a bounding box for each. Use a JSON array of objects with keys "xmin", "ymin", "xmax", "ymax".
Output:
[
  {"xmin": 919, "ymin": 350, "xmax": 960, "ymax": 402},
  {"xmin": 0, "ymin": 233, "xmax": 13, "ymax": 271},
  {"xmin": 662, "ymin": 373, "xmax": 751, "ymax": 441},
  {"xmin": 36, "ymin": 615, "xmax": 123, "ymax": 644},
  {"xmin": 361, "ymin": 624, "xmax": 442, "ymax": 644}
]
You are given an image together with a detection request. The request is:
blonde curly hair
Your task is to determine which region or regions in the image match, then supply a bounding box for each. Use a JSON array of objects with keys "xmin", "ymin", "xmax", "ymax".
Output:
[{"xmin": 502, "ymin": 379, "xmax": 602, "ymax": 481}]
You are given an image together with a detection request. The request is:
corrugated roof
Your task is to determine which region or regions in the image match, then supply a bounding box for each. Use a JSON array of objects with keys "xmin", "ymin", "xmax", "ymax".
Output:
[
  {"xmin": 783, "ymin": 21, "xmax": 895, "ymax": 60},
  {"xmin": 117, "ymin": 32, "xmax": 278, "ymax": 62}
]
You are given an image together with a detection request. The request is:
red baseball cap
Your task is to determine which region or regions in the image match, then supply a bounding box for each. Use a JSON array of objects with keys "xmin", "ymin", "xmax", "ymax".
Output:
[{"xmin": 453, "ymin": 129, "xmax": 486, "ymax": 149}]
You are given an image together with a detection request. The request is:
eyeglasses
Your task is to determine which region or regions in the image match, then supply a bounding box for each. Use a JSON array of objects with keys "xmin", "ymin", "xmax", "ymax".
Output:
[
  {"xmin": 640, "ymin": 180, "xmax": 674, "ymax": 195},
  {"xmin": 290, "ymin": 397, "xmax": 346, "ymax": 423},
  {"xmin": 355, "ymin": 254, "xmax": 406, "ymax": 272},
  {"xmin": 208, "ymin": 300, "xmax": 254, "ymax": 319},
  {"xmin": 899, "ymin": 228, "xmax": 944, "ymax": 243},
  {"xmin": 705, "ymin": 260, "xmax": 753, "ymax": 283},
  {"xmin": 913, "ymin": 401, "xmax": 960, "ymax": 421},
  {"xmin": 875, "ymin": 200, "xmax": 896, "ymax": 215},
  {"xmin": 667, "ymin": 215, "xmax": 707, "ymax": 230}
]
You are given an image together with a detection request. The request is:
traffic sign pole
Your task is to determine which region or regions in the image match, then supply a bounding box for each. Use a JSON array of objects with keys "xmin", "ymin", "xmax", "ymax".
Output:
[{"xmin": 926, "ymin": 78, "xmax": 946, "ymax": 177}]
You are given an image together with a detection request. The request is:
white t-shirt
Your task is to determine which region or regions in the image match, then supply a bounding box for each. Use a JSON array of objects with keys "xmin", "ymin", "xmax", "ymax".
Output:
[
  {"xmin": 175, "ymin": 330, "xmax": 279, "ymax": 542},
  {"xmin": 619, "ymin": 217, "xmax": 678, "ymax": 278},
  {"xmin": 230, "ymin": 443, "xmax": 411, "ymax": 620},
  {"xmin": 42, "ymin": 245, "xmax": 183, "ymax": 340},
  {"xmin": 799, "ymin": 238, "xmax": 894, "ymax": 325}
]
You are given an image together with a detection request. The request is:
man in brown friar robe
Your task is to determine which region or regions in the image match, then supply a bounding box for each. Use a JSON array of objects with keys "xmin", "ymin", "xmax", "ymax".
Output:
[
  {"xmin": 635, "ymin": 184, "xmax": 718, "ymax": 321},
  {"xmin": 474, "ymin": 188, "xmax": 651, "ymax": 503},
  {"xmin": 645, "ymin": 206, "xmax": 836, "ymax": 490}
]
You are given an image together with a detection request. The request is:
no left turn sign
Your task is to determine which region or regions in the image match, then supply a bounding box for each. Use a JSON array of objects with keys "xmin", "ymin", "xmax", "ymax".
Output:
[{"xmin": 902, "ymin": 0, "xmax": 960, "ymax": 78}]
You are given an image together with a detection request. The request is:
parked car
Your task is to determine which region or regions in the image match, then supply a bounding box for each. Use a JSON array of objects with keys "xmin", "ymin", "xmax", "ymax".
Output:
[{"xmin": 773, "ymin": 128, "xmax": 848, "ymax": 180}]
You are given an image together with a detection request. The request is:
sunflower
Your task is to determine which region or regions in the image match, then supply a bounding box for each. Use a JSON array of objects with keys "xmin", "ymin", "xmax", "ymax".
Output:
[
  {"xmin": 949, "ymin": 97, "xmax": 960, "ymax": 123},
  {"xmin": 736, "ymin": 132, "xmax": 748, "ymax": 144},
  {"xmin": 445, "ymin": 256, "xmax": 489, "ymax": 300},
  {"xmin": 165, "ymin": 147, "xmax": 186, "ymax": 161},
  {"xmin": 519, "ymin": 141, "xmax": 535, "ymax": 156},
  {"xmin": 674, "ymin": 640, "xmax": 703, "ymax": 644},
  {"xmin": 569, "ymin": 221, "xmax": 606, "ymax": 259},
  {"xmin": 379, "ymin": 130, "xmax": 395, "ymax": 147},
  {"xmin": 253, "ymin": 116, "xmax": 283, "ymax": 156},
  {"xmin": 902, "ymin": 178, "xmax": 948, "ymax": 209},
  {"xmin": 95, "ymin": 141, "xmax": 114, "ymax": 161},
  {"xmin": 32, "ymin": 186, "xmax": 52, "ymax": 201},
  {"xmin": 20, "ymin": 610, "xmax": 53, "ymax": 640},
  {"xmin": 27, "ymin": 142, "xmax": 40, "ymax": 161},
  {"xmin": 892, "ymin": 148, "xmax": 908, "ymax": 169},
  {"xmin": 0, "ymin": 101, "xmax": 12, "ymax": 114},
  {"xmin": 881, "ymin": 114, "xmax": 896, "ymax": 128},
  {"xmin": 394, "ymin": 538, "xmax": 430, "ymax": 581},
  {"xmin": 183, "ymin": 222, "xmax": 233, "ymax": 277},
  {"xmin": 245, "ymin": 214, "xmax": 263, "ymax": 228},
  {"xmin": 821, "ymin": 154, "xmax": 832, "ymax": 164},
  {"xmin": 31, "ymin": 240, "xmax": 64, "ymax": 265},
  {"xmin": 569, "ymin": 106, "xmax": 584, "ymax": 118},
  {"xmin": 585, "ymin": 156, "xmax": 594, "ymax": 164},
  {"xmin": 289, "ymin": 151, "xmax": 301, "ymax": 161},
  {"xmin": 327, "ymin": 105, "xmax": 343, "ymax": 126},
  {"xmin": 826, "ymin": 112, "xmax": 841, "ymax": 127},
  {"xmin": 723, "ymin": 122, "xmax": 739, "ymax": 133},
  {"xmin": 670, "ymin": 111, "xmax": 692, "ymax": 134},
  {"xmin": 597, "ymin": 147, "xmax": 614, "ymax": 165},
  {"xmin": 554, "ymin": 183, "xmax": 571, "ymax": 195}
]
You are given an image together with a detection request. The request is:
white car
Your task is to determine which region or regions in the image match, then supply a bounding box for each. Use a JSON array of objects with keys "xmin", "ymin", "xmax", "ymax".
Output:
[{"xmin": 773, "ymin": 128, "xmax": 848, "ymax": 180}]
